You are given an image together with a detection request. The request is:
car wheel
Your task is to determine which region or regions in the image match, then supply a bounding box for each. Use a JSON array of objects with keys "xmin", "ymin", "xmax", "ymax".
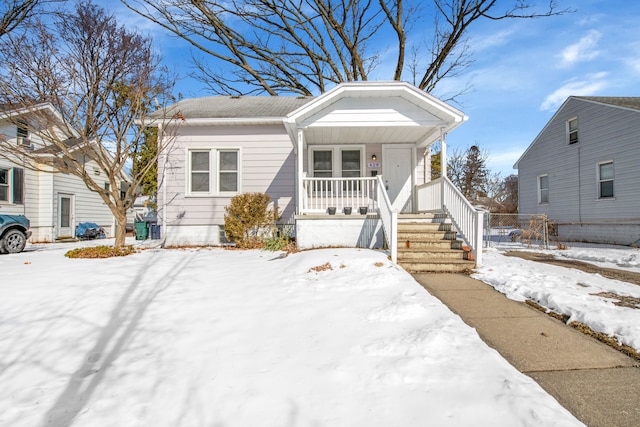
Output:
[{"xmin": 1, "ymin": 230, "xmax": 27, "ymax": 254}]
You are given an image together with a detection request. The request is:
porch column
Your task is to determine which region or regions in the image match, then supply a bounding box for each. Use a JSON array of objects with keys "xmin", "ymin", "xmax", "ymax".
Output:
[
  {"xmin": 440, "ymin": 127, "xmax": 447, "ymax": 179},
  {"xmin": 296, "ymin": 129, "xmax": 304, "ymax": 215}
]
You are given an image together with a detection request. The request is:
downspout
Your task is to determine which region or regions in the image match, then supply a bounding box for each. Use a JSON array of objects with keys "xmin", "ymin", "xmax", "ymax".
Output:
[{"xmin": 160, "ymin": 123, "xmax": 167, "ymax": 247}]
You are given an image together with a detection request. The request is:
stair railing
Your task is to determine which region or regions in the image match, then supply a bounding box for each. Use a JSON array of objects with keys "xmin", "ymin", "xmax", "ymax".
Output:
[
  {"xmin": 376, "ymin": 175, "xmax": 398, "ymax": 263},
  {"xmin": 416, "ymin": 177, "xmax": 484, "ymax": 266}
]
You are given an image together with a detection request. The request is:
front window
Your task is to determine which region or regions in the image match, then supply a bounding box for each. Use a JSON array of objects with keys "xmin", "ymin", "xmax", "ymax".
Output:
[
  {"xmin": 598, "ymin": 161, "xmax": 614, "ymax": 198},
  {"xmin": 341, "ymin": 150, "xmax": 361, "ymax": 190},
  {"xmin": 190, "ymin": 150, "xmax": 211, "ymax": 193},
  {"xmin": 0, "ymin": 168, "xmax": 8, "ymax": 201},
  {"xmin": 567, "ymin": 117, "xmax": 578, "ymax": 145},
  {"xmin": 538, "ymin": 174, "xmax": 549, "ymax": 204},
  {"xmin": 313, "ymin": 150, "xmax": 332, "ymax": 178}
]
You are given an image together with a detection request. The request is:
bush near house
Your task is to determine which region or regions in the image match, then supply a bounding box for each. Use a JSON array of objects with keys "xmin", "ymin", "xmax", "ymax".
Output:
[{"xmin": 224, "ymin": 193, "xmax": 276, "ymax": 249}]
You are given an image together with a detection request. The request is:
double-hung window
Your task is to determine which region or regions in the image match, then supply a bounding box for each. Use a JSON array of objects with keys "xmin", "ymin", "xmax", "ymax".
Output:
[
  {"xmin": 597, "ymin": 161, "xmax": 614, "ymax": 199},
  {"xmin": 190, "ymin": 150, "xmax": 211, "ymax": 193},
  {"xmin": 218, "ymin": 150, "xmax": 238, "ymax": 193},
  {"xmin": 0, "ymin": 167, "xmax": 24, "ymax": 204},
  {"xmin": 16, "ymin": 119, "xmax": 29, "ymax": 146},
  {"xmin": 311, "ymin": 147, "xmax": 363, "ymax": 192},
  {"xmin": 341, "ymin": 150, "xmax": 361, "ymax": 190},
  {"xmin": 538, "ymin": 174, "xmax": 549, "ymax": 204},
  {"xmin": 0, "ymin": 168, "xmax": 8, "ymax": 202},
  {"xmin": 312, "ymin": 150, "xmax": 333, "ymax": 192},
  {"xmin": 567, "ymin": 117, "xmax": 578, "ymax": 145},
  {"xmin": 188, "ymin": 149, "xmax": 240, "ymax": 196}
]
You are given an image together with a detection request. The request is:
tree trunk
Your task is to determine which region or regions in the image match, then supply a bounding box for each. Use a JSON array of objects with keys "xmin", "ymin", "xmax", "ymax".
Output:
[{"xmin": 113, "ymin": 208, "xmax": 128, "ymax": 248}]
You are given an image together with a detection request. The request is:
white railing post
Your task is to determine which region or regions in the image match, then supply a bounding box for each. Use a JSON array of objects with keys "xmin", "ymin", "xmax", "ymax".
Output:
[
  {"xmin": 474, "ymin": 210, "xmax": 484, "ymax": 266},
  {"xmin": 376, "ymin": 175, "xmax": 398, "ymax": 263}
]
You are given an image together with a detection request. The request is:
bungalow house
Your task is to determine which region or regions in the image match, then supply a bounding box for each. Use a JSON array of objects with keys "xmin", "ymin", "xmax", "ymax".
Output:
[
  {"xmin": 153, "ymin": 82, "xmax": 484, "ymax": 270},
  {"xmin": 514, "ymin": 96, "xmax": 640, "ymax": 245},
  {"xmin": 0, "ymin": 103, "xmax": 117, "ymax": 242}
]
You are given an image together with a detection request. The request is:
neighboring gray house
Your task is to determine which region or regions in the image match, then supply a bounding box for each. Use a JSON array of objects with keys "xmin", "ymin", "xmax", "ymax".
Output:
[
  {"xmin": 151, "ymin": 81, "xmax": 485, "ymax": 266},
  {"xmin": 514, "ymin": 96, "xmax": 640, "ymax": 245}
]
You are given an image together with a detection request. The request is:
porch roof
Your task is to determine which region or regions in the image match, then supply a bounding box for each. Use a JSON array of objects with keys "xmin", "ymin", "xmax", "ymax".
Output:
[{"xmin": 284, "ymin": 81, "xmax": 467, "ymax": 147}]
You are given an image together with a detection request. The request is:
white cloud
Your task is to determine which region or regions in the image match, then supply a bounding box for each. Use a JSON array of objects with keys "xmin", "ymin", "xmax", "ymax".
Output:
[
  {"xmin": 487, "ymin": 149, "xmax": 524, "ymax": 174},
  {"xmin": 472, "ymin": 28, "xmax": 516, "ymax": 53},
  {"xmin": 540, "ymin": 72, "xmax": 609, "ymax": 111},
  {"xmin": 558, "ymin": 30, "xmax": 602, "ymax": 68}
]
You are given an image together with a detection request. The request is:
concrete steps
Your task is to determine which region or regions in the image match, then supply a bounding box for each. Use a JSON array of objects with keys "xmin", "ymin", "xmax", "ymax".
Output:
[{"xmin": 396, "ymin": 213, "xmax": 476, "ymax": 273}]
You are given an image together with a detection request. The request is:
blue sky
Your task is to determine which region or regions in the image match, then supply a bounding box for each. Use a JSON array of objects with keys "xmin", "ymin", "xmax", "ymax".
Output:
[{"xmin": 109, "ymin": 0, "xmax": 639, "ymax": 177}]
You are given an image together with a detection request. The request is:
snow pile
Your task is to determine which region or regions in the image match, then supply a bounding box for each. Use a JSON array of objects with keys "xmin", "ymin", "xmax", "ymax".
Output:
[
  {"xmin": 0, "ymin": 244, "xmax": 581, "ymax": 427},
  {"xmin": 474, "ymin": 247, "xmax": 640, "ymax": 353}
]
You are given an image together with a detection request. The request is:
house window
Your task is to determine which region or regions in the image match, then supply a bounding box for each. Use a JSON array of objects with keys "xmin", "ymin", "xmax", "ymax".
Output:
[
  {"xmin": 538, "ymin": 174, "xmax": 549, "ymax": 204},
  {"xmin": 341, "ymin": 150, "xmax": 361, "ymax": 190},
  {"xmin": 0, "ymin": 168, "xmax": 8, "ymax": 201},
  {"xmin": 567, "ymin": 117, "xmax": 578, "ymax": 145},
  {"xmin": 218, "ymin": 150, "xmax": 238, "ymax": 193},
  {"xmin": 598, "ymin": 161, "xmax": 614, "ymax": 198},
  {"xmin": 0, "ymin": 168, "xmax": 24, "ymax": 204},
  {"xmin": 189, "ymin": 150, "xmax": 211, "ymax": 193},
  {"xmin": 187, "ymin": 149, "xmax": 241, "ymax": 195},
  {"xmin": 313, "ymin": 150, "xmax": 332, "ymax": 178},
  {"xmin": 16, "ymin": 119, "xmax": 28, "ymax": 137},
  {"xmin": 310, "ymin": 147, "xmax": 364, "ymax": 192}
]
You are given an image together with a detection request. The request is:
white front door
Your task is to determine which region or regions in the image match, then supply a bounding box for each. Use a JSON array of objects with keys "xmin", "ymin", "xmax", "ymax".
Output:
[
  {"xmin": 57, "ymin": 194, "xmax": 75, "ymax": 238},
  {"xmin": 382, "ymin": 145, "xmax": 414, "ymax": 213}
]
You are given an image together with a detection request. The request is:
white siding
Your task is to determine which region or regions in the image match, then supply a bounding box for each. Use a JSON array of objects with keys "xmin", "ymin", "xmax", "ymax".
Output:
[
  {"xmin": 517, "ymin": 98, "xmax": 640, "ymax": 245},
  {"xmin": 53, "ymin": 169, "xmax": 114, "ymax": 237}
]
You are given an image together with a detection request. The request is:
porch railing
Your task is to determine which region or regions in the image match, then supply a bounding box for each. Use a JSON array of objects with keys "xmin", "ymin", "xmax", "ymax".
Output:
[
  {"xmin": 376, "ymin": 175, "xmax": 398, "ymax": 263},
  {"xmin": 416, "ymin": 176, "xmax": 484, "ymax": 266},
  {"xmin": 301, "ymin": 176, "xmax": 378, "ymax": 213}
]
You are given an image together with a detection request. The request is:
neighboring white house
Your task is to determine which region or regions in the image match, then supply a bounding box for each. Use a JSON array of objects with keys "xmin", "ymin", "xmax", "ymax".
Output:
[
  {"xmin": 151, "ymin": 81, "xmax": 485, "ymax": 263},
  {"xmin": 0, "ymin": 103, "xmax": 116, "ymax": 242},
  {"xmin": 514, "ymin": 96, "xmax": 640, "ymax": 245}
]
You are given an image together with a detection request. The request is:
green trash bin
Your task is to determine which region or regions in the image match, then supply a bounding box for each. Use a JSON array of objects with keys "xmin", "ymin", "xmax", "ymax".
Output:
[{"xmin": 134, "ymin": 221, "xmax": 148, "ymax": 240}]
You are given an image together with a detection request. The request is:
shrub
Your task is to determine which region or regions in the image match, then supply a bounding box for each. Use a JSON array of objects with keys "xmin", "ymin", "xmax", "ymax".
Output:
[
  {"xmin": 224, "ymin": 193, "xmax": 275, "ymax": 248},
  {"xmin": 65, "ymin": 245, "xmax": 137, "ymax": 258}
]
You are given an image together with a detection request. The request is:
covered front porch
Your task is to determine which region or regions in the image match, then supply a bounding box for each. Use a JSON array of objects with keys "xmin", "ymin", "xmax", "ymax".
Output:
[{"xmin": 284, "ymin": 82, "xmax": 484, "ymax": 266}]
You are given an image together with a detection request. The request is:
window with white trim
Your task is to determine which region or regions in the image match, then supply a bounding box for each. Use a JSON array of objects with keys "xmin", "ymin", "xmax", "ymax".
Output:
[
  {"xmin": 187, "ymin": 149, "xmax": 240, "ymax": 195},
  {"xmin": 538, "ymin": 174, "xmax": 549, "ymax": 204},
  {"xmin": 567, "ymin": 117, "xmax": 578, "ymax": 145},
  {"xmin": 310, "ymin": 146, "xmax": 364, "ymax": 192},
  {"xmin": 189, "ymin": 150, "xmax": 211, "ymax": 193},
  {"xmin": 16, "ymin": 119, "xmax": 29, "ymax": 144},
  {"xmin": 0, "ymin": 167, "xmax": 24, "ymax": 204},
  {"xmin": 312, "ymin": 150, "xmax": 332, "ymax": 177},
  {"xmin": 0, "ymin": 168, "xmax": 8, "ymax": 201},
  {"xmin": 597, "ymin": 161, "xmax": 614, "ymax": 198},
  {"xmin": 218, "ymin": 150, "xmax": 238, "ymax": 193}
]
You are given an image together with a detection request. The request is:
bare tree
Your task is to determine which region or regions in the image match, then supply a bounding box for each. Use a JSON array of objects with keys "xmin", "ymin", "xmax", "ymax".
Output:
[
  {"xmin": 0, "ymin": 0, "xmax": 60, "ymax": 38},
  {"xmin": 0, "ymin": 2, "xmax": 178, "ymax": 248},
  {"xmin": 121, "ymin": 0, "xmax": 568, "ymax": 97}
]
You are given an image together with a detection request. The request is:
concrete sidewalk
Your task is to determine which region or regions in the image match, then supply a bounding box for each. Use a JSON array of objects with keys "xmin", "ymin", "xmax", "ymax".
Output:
[{"xmin": 413, "ymin": 273, "xmax": 640, "ymax": 427}]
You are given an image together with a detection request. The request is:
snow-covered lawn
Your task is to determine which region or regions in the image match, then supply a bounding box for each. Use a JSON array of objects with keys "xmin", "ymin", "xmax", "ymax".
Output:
[
  {"xmin": 474, "ymin": 242, "xmax": 640, "ymax": 354},
  {"xmin": 0, "ymin": 241, "xmax": 582, "ymax": 427}
]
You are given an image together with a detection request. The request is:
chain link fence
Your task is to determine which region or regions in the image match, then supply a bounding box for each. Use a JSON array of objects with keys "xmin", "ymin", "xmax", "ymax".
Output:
[{"xmin": 484, "ymin": 213, "xmax": 558, "ymax": 249}]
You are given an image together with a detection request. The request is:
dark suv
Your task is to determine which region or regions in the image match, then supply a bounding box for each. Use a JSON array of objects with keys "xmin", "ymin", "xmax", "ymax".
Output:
[{"xmin": 0, "ymin": 214, "xmax": 31, "ymax": 254}]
